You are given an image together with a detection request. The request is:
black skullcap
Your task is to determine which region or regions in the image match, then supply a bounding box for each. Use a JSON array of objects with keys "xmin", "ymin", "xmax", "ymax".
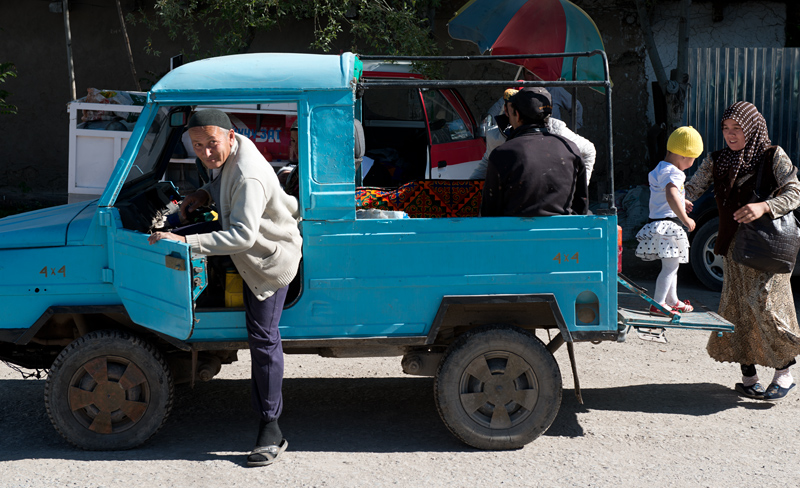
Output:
[
  {"xmin": 509, "ymin": 87, "xmax": 552, "ymax": 120},
  {"xmin": 187, "ymin": 109, "xmax": 233, "ymax": 130}
]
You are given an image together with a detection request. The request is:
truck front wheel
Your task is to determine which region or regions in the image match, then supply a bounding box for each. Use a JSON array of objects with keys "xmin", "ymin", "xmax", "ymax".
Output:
[
  {"xmin": 44, "ymin": 330, "xmax": 174, "ymax": 450},
  {"xmin": 434, "ymin": 325, "xmax": 562, "ymax": 450}
]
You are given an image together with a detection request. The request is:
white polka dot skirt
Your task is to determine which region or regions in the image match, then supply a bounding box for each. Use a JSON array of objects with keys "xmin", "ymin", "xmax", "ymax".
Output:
[{"xmin": 635, "ymin": 220, "xmax": 690, "ymax": 263}]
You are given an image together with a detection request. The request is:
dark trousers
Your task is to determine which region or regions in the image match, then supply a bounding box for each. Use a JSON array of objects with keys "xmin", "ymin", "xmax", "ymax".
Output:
[
  {"xmin": 244, "ymin": 284, "xmax": 288, "ymax": 422},
  {"xmin": 174, "ymin": 221, "xmax": 288, "ymax": 420}
]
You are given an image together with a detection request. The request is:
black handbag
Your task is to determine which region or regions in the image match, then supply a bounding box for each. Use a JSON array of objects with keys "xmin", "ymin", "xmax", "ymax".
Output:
[{"xmin": 732, "ymin": 157, "xmax": 800, "ymax": 274}]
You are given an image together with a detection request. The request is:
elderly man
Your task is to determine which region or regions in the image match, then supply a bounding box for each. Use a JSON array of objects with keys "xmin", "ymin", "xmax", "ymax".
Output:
[
  {"xmin": 149, "ymin": 109, "xmax": 302, "ymax": 467},
  {"xmin": 481, "ymin": 87, "xmax": 588, "ymax": 217}
]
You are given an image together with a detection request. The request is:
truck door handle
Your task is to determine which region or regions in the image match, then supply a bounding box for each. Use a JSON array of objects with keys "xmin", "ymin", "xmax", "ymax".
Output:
[
  {"xmin": 437, "ymin": 160, "xmax": 447, "ymax": 169},
  {"xmin": 165, "ymin": 254, "xmax": 186, "ymax": 271}
]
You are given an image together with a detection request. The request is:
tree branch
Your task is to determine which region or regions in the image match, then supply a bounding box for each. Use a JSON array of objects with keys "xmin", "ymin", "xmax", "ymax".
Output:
[{"xmin": 634, "ymin": 0, "xmax": 669, "ymax": 95}]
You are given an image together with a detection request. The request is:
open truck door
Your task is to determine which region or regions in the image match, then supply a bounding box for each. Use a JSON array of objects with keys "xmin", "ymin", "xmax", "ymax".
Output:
[{"xmin": 112, "ymin": 228, "xmax": 197, "ymax": 341}]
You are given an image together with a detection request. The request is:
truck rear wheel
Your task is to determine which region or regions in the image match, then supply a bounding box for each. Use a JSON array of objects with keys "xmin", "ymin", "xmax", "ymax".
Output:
[
  {"xmin": 44, "ymin": 330, "xmax": 174, "ymax": 450},
  {"xmin": 434, "ymin": 325, "xmax": 562, "ymax": 450}
]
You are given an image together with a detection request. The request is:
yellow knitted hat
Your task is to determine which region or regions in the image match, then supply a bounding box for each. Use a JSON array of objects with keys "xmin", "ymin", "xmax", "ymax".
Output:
[
  {"xmin": 667, "ymin": 126, "xmax": 703, "ymax": 158},
  {"xmin": 503, "ymin": 88, "xmax": 520, "ymax": 100}
]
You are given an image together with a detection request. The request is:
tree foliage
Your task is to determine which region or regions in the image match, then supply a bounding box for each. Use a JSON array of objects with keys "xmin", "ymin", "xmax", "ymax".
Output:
[
  {"xmin": 0, "ymin": 62, "xmax": 17, "ymax": 115},
  {"xmin": 130, "ymin": 1, "xmax": 441, "ymax": 64}
]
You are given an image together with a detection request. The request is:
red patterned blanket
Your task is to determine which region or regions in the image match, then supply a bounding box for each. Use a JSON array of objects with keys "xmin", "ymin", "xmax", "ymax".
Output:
[{"xmin": 356, "ymin": 180, "xmax": 484, "ymax": 218}]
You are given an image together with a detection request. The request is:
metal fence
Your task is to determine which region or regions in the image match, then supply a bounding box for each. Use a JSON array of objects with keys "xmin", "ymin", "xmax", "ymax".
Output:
[{"xmin": 685, "ymin": 47, "xmax": 800, "ymax": 165}]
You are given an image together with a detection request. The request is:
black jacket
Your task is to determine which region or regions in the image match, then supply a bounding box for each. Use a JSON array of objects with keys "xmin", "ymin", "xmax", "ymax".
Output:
[{"xmin": 481, "ymin": 124, "xmax": 588, "ymax": 217}]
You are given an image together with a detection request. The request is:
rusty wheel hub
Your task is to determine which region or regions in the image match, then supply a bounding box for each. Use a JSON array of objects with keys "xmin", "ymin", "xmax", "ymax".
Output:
[{"xmin": 67, "ymin": 357, "xmax": 149, "ymax": 434}]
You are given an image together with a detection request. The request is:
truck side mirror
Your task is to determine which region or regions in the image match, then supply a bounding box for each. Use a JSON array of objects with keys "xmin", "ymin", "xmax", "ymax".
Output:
[
  {"xmin": 170, "ymin": 112, "xmax": 189, "ymax": 127},
  {"xmin": 478, "ymin": 114, "xmax": 496, "ymax": 138}
]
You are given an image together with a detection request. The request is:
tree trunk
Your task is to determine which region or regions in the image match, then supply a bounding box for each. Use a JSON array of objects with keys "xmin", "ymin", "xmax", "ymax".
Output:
[
  {"xmin": 635, "ymin": 0, "xmax": 692, "ymax": 134},
  {"xmin": 116, "ymin": 0, "xmax": 141, "ymax": 91},
  {"xmin": 63, "ymin": 0, "xmax": 76, "ymax": 100}
]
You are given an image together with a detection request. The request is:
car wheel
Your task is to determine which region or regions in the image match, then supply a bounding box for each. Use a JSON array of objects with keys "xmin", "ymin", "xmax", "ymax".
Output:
[
  {"xmin": 690, "ymin": 217, "xmax": 724, "ymax": 291},
  {"xmin": 44, "ymin": 330, "xmax": 174, "ymax": 450},
  {"xmin": 434, "ymin": 325, "xmax": 562, "ymax": 450}
]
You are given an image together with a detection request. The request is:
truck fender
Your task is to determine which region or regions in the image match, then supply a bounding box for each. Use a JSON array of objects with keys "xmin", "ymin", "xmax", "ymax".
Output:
[
  {"xmin": 425, "ymin": 294, "xmax": 573, "ymax": 346},
  {"xmin": 11, "ymin": 305, "xmax": 192, "ymax": 352},
  {"xmin": 11, "ymin": 305, "xmax": 127, "ymax": 345}
]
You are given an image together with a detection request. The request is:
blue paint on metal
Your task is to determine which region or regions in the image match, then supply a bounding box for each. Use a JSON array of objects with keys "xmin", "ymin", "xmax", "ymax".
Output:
[
  {"xmin": 150, "ymin": 53, "xmax": 358, "ymax": 103},
  {"xmin": 66, "ymin": 200, "xmax": 99, "ymax": 244},
  {"xmin": 189, "ymin": 215, "xmax": 620, "ymax": 342},
  {"xmin": 0, "ymin": 51, "xmax": 730, "ymax": 348},
  {"xmin": 111, "ymin": 227, "xmax": 194, "ymax": 340},
  {"xmin": 99, "ymin": 103, "xmax": 159, "ymax": 207},
  {"xmin": 191, "ymin": 256, "xmax": 208, "ymax": 301},
  {"xmin": 0, "ymin": 245, "xmax": 119, "ymax": 329},
  {"xmin": 0, "ymin": 201, "xmax": 93, "ymax": 249}
]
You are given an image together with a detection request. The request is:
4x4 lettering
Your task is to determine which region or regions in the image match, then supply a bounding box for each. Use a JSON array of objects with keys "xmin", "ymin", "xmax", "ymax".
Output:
[
  {"xmin": 39, "ymin": 266, "xmax": 66, "ymax": 277},
  {"xmin": 552, "ymin": 253, "xmax": 579, "ymax": 264}
]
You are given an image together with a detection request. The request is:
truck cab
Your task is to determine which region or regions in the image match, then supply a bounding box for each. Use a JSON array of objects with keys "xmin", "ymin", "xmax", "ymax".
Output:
[{"xmin": 0, "ymin": 51, "xmax": 637, "ymax": 451}]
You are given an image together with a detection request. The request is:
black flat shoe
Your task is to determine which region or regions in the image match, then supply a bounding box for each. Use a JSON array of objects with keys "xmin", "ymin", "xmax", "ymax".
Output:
[
  {"xmin": 762, "ymin": 383, "xmax": 796, "ymax": 401},
  {"xmin": 734, "ymin": 382, "xmax": 766, "ymax": 399},
  {"xmin": 247, "ymin": 438, "xmax": 288, "ymax": 467}
]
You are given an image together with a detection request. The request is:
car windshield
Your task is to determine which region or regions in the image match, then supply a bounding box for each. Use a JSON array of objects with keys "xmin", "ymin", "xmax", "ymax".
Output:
[
  {"xmin": 123, "ymin": 106, "xmax": 173, "ymax": 186},
  {"xmin": 361, "ymin": 88, "xmax": 424, "ymax": 126},
  {"xmin": 421, "ymin": 89, "xmax": 473, "ymax": 143}
]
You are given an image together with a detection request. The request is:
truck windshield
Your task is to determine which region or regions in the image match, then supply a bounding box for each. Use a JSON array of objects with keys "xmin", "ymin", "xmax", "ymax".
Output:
[{"xmin": 123, "ymin": 106, "xmax": 174, "ymax": 186}]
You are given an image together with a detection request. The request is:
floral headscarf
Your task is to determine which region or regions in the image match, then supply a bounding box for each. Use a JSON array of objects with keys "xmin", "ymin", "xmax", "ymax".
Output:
[{"xmin": 715, "ymin": 101, "xmax": 772, "ymax": 188}]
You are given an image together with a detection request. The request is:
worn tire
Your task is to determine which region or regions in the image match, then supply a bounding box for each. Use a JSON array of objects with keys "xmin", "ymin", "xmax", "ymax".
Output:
[
  {"xmin": 434, "ymin": 325, "xmax": 562, "ymax": 450},
  {"xmin": 690, "ymin": 217, "xmax": 724, "ymax": 292},
  {"xmin": 44, "ymin": 330, "xmax": 174, "ymax": 450}
]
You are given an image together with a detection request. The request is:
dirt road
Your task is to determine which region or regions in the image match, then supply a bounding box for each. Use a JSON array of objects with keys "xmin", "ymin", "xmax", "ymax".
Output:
[{"xmin": 2, "ymin": 275, "xmax": 799, "ymax": 487}]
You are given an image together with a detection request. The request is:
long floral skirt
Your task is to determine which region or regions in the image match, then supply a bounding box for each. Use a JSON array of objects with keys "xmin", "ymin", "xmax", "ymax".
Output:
[{"xmin": 707, "ymin": 237, "xmax": 800, "ymax": 368}]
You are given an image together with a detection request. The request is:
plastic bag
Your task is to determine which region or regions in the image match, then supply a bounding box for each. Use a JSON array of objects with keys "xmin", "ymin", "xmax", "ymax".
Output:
[
  {"xmin": 81, "ymin": 88, "xmax": 135, "ymax": 122},
  {"xmin": 356, "ymin": 209, "xmax": 409, "ymax": 219}
]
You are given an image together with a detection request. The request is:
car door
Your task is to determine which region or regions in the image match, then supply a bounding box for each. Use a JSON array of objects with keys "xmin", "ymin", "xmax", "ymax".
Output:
[
  {"xmin": 112, "ymin": 226, "xmax": 195, "ymax": 340},
  {"xmin": 423, "ymin": 88, "xmax": 485, "ymax": 180}
]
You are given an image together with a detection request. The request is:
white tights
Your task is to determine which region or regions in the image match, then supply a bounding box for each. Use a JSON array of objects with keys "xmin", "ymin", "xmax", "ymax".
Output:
[{"xmin": 654, "ymin": 257, "xmax": 680, "ymax": 306}]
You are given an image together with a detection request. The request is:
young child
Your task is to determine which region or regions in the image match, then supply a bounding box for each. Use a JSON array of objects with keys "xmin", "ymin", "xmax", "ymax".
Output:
[{"xmin": 635, "ymin": 126, "xmax": 703, "ymax": 315}]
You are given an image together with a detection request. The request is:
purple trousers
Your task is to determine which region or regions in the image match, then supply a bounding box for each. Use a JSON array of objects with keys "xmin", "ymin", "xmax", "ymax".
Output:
[{"xmin": 244, "ymin": 284, "xmax": 288, "ymax": 422}]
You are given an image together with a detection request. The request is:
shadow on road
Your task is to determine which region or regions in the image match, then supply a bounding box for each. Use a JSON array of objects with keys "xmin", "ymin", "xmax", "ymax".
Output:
[
  {"xmin": 0, "ymin": 374, "xmax": 772, "ymax": 463},
  {"xmin": 548, "ymin": 381, "xmax": 772, "ymax": 438}
]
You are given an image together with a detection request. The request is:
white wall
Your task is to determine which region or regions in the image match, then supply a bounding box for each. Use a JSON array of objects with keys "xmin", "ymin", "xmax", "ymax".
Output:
[{"xmin": 644, "ymin": 1, "xmax": 786, "ymax": 124}]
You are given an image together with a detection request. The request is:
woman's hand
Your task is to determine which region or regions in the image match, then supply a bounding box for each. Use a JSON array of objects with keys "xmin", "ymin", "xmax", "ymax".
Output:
[
  {"xmin": 148, "ymin": 231, "xmax": 187, "ymax": 245},
  {"xmin": 733, "ymin": 202, "xmax": 770, "ymax": 224}
]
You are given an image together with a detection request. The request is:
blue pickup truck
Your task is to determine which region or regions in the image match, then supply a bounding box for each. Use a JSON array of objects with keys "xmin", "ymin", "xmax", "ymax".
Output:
[{"xmin": 0, "ymin": 52, "xmax": 732, "ymax": 451}]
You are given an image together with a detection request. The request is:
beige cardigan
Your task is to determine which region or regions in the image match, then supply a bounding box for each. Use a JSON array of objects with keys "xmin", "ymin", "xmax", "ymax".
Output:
[{"xmin": 186, "ymin": 134, "xmax": 302, "ymax": 300}]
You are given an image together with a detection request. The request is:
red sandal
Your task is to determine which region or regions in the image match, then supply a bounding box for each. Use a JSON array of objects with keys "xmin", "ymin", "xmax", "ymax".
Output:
[
  {"xmin": 672, "ymin": 300, "xmax": 693, "ymax": 313},
  {"xmin": 649, "ymin": 304, "xmax": 677, "ymax": 317}
]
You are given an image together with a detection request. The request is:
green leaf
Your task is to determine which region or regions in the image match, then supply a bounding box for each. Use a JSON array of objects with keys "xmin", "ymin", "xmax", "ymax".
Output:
[{"xmin": 0, "ymin": 62, "xmax": 17, "ymax": 115}]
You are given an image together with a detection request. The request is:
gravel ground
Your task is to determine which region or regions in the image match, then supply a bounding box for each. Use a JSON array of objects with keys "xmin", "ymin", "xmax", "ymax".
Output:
[{"xmin": 2, "ymin": 275, "xmax": 799, "ymax": 488}]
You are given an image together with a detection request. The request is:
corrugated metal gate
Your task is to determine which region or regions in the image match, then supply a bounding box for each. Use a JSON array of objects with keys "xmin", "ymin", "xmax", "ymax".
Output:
[{"xmin": 686, "ymin": 47, "xmax": 800, "ymax": 164}]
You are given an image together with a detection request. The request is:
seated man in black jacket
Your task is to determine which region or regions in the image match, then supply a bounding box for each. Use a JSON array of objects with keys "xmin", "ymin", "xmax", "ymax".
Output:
[{"xmin": 480, "ymin": 87, "xmax": 588, "ymax": 217}]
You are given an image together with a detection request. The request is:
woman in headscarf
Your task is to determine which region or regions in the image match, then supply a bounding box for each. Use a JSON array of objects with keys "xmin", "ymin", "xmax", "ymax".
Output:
[{"xmin": 685, "ymin": 101, "xmax": 800, "ymax": 401}]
